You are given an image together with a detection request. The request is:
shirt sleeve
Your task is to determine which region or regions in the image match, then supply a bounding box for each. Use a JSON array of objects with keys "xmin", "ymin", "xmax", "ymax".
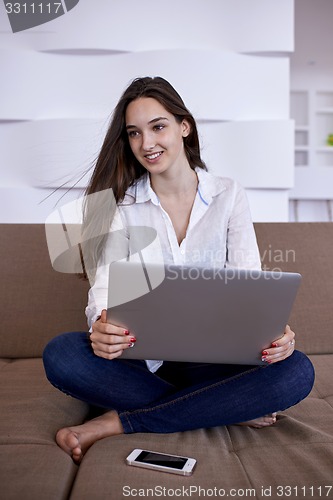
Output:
[
  {"xmin": 85, "ymin": 209, "xmax": 129, "ymax": 329},
  {"xmin": 225, "ymin": 182, "xmax": 262, "ymax": 271}
]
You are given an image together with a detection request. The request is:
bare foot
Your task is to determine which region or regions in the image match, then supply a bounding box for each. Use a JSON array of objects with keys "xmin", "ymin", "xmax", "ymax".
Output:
[
  {"xmin": 236, "ymin": 412, "xmax": 277, "ymax": 429},
  {"xmin": 56, "ymin": 410, "xmax": 124, "ymax": 464}
]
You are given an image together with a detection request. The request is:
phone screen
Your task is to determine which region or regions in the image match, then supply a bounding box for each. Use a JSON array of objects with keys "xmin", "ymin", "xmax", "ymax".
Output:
[{"xmin": 135, "ymin": 451, "xmax": 187, "ymax": 470}]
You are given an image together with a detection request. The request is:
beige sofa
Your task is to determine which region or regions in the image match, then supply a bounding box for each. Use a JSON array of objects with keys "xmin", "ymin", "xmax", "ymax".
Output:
[{"xmin": 1, "ymin": 223, "xmax": 333, "ymax": 500}]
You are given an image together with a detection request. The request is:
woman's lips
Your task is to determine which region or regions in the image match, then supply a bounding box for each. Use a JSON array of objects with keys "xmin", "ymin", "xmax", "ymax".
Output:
[{"xmin": 144, "ymin": 151, "xmax": 163, "ymax": 162}]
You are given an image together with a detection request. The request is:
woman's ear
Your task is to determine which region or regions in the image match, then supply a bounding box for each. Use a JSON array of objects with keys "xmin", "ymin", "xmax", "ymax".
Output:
[{"xmin": 182, "ymin": 120, "xmax": 191, "ymax": 138}]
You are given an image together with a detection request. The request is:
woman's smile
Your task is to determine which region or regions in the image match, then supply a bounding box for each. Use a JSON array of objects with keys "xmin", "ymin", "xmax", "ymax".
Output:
[
  {"xmin": 144, "ymin": 151, "xmax": 164, "ymax": 163},
  {"xmin": 125, "ymin": 97, "xmax": 190, "ymax": 176}
]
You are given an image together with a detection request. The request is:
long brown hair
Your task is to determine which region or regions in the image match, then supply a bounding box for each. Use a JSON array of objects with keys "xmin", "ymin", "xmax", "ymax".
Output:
[
  {"xmin": 81, "ymin": 77, "xmax": 207, "ymax": 279},
  {"xmin": 85, "ymin": 76, "xmax": 206, "ymax": 202}
]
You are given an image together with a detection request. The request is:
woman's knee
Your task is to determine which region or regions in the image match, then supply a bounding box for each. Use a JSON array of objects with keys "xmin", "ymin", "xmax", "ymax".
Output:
[
  {"xmin": 282, "ymin": 350, "xmax": 315, "ymax": 405},
  {"xmin": 43, "ymin": 331, "xmax": 87, "ymax": 389},
  {"xmin": 266, "ymin": 350, "xmax": 315, "ymax": 413},
  {"xmin": 294, "ymin": 350, "xmax": 315, "ymax": 398}
]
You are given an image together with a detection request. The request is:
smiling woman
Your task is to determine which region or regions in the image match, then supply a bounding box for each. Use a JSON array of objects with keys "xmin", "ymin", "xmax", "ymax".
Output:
[
  {"xmin": 125, "ymin": 98, "xmax": 191, "ymax": 178},
  {"xmin": 85, "ymin": 77, "xmax": 206, "ymax": 199},
  {"xmin": 42, "ymin": 76, "xmax": 314, "ymax": 465},
  {"xmin": 81, "ymin": 77, "xmax": 207, "ymax": 270}
]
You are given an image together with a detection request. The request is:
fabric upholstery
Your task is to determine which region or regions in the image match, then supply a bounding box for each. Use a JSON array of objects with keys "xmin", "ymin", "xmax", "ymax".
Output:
[
  {"xmin": 0, "ymin": 224, "xmax": 89, "ymax": 358},
  {"xmin": 255, "ymin": 223, "xmax": 333, "ymax": 354},
  {"xmin": 0, "ymin": 358, "xmax": 89, "ymax": 445},
  {"xmin": 0, "ymin": 444, "xmax": 78, "ymax": 500},
  {"xmin": 1, "ymin": 223, "xmax": 333, "ymax": 499}
]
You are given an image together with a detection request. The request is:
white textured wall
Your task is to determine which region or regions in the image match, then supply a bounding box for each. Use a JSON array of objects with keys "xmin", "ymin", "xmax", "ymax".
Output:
[
  {"xmin": 0, "ymin": 0, "xmax": 294, "ymax": 222},
  {"xmin": 289, "ymin": 0, "xmax": 333, "ymax": 221}
]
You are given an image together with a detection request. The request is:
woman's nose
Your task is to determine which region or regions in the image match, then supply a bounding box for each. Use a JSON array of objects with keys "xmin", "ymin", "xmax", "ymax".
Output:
[{"xmin": 142, "ymin": 132, "xmax": 155, "ymax": 151}]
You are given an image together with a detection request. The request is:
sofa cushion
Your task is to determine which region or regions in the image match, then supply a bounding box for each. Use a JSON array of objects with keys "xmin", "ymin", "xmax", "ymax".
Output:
[
  {"xmin": 255, "ymin": 223, "xmax": 333, "ymax": 355},
  {"xmin": 0, "ymin": 444, "xmax": 79, "ymax": 500},
  {"xmin": 0, "ymin": 357, "xmax": 90, "ymax": 499},
  {"xmin": 0, "ymin": 224, "xmax": 89, "ymax": 358},
  {"xmin": 68, "ymin": 354, "xmax": 333, "ymax": 498},
  {"xmin": 0, "ymin": 358, "xmax": 89, "ymax": 445},
  {"xmin": 70, "ymin": 429, "xmax": 333, "ymax": 500},
  {"xmin": 0, "ymin": 353, "xmax": 331, "ymax": 498},
  {"xmin": 70, "ymin": 430, "xmax": 255, "ymax": 499}
]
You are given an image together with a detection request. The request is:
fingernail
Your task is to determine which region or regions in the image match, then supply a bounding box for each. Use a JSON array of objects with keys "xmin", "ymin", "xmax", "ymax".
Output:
[
  {"xmin": 130, "ymin": 337, "xmax": 136, "ymax": 343},
  {"xmin": 124, "ymin": 330, "xmax": 130, "ymax": 335},
  {"xmin": 262, "ymin": 350, "xmax": 268, "ymax": 356},
  {"xmin": 272, "ymin": 343, "xmax": 278, "ymax": 348},
  {"xmin": 128, "ymin": 342, "xmax": 135, "ymax": 348},
  {"xmin": 261, "ymin": 356, "xmax": 267, "ymax": 362}
]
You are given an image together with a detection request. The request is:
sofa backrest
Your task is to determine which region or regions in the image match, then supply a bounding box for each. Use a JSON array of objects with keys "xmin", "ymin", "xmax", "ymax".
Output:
[
  {"xmin": 0, "ymin": 224, "xmax": 89, "ymax": 358},
  {"xmin": 255, "ymin": 222, "xmax": 333, "ymax": 355},
  {"xmin": 1, "ymin": 223, "xmax": 332, "ymax": 358}
]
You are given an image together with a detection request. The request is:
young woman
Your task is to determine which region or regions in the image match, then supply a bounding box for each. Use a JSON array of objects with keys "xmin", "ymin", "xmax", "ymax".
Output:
[{"xmin": 43, "ymin": 77, "xmax": 315, "ymax": 464}]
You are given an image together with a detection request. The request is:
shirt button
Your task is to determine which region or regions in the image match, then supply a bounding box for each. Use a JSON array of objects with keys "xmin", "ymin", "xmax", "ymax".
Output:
[{"xmin": 180, "ymin": 249, "xmax": 185, "ymax": 255}]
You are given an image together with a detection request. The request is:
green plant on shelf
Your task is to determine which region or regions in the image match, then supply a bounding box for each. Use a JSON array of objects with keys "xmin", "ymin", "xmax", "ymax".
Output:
[{"xmin": 327, "ymin": 134, "xmax": 333, "ymax": 146}]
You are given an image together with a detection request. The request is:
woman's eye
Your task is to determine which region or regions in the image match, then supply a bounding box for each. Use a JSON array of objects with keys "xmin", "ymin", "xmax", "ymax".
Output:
[
  {"xmin": 128, "ymin": 130, "xmax": 139, "ymax": 138},
  {"xmin": 153, "ymin": 124, "xmax": 165, "ymax": 131}
]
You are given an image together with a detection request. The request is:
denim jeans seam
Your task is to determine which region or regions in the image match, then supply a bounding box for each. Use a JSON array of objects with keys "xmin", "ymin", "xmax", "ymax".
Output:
[
  {"xmin": 119, "ymin": 364, "xmax": 262, "ymax": 419},
  {"xmin": 120, "ymin": 413, "xmax": 135, "ymax": 433}
]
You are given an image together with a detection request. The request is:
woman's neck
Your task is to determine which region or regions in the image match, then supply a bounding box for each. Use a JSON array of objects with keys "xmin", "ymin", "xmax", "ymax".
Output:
[{"xmin": 150, "ymin": 165, "xmax": 198, "ymax": 200}]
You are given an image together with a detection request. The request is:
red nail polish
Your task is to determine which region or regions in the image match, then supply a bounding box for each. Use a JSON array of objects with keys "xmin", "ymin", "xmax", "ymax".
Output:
[
  {"xmin": 272, "ymin": 343, "xmax": 278, "ymax": 348},
  {"xmin": 130, "ymin": 337, "xmax": 136, "ymax": 343},
  {"xmin": 262, "ymin": 350, "xmax": 268, "ymax": 356},
  {"xmin": 124, "ymin": 330, "xmax": 130, "ymax": 335}
]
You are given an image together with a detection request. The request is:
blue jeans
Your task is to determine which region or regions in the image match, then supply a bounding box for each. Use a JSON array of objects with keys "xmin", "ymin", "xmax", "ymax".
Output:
[{"xmin": 43, "ymin": 332, "xmax": 315, "ymax": 434}]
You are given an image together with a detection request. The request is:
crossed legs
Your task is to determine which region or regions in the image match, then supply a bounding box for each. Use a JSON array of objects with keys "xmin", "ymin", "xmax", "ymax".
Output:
[{"xmin": 43, "ymin": 332, "xmax": 314, "ymax": 463}]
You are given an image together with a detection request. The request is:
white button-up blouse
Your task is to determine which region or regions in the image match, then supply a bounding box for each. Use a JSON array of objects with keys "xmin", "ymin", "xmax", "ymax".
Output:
[{"xmin": 85, "ymin": 167, "xmax": 261, "ymax": 372}]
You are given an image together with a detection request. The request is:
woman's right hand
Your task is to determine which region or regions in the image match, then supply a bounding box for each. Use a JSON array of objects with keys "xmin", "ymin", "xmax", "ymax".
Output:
[{"xmin": 89, "ymin": 309, "xmax": 136, "ymax": 360}]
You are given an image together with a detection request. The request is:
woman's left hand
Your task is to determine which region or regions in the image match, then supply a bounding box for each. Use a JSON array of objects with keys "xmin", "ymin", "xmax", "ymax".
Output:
[{"xmin": 261, "ymin": 325, "xmax": 295, "ymax": 364}]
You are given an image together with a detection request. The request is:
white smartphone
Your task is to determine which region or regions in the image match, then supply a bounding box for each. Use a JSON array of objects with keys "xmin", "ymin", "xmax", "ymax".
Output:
[{"xmin": 126, "ymin": 448, "xmax": 197, "ymax": 476}]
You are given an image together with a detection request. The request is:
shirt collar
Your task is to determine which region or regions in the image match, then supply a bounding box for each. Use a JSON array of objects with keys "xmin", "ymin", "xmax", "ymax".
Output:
[
  {"xmin": 124, "ymin": 167, "xmax": 226, "ymax": 206},
  {"xmin": 124, "ymin": 173, "xmax": 159, "ymax": 205},
  {"xmin": 195, "ymin": 167, "xmax": 226, "ymax": 205}
]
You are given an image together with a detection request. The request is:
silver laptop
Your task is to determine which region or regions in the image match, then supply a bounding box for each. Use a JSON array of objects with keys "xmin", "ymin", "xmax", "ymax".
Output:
[{"xmin": 107, "ymin": 262, "xmax": 301, "ymax": 365}]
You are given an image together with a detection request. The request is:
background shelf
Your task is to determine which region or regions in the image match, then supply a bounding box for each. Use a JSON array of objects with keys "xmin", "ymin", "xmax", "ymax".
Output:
[{"xmin": 291, "ymin": 89, "xmax": 333, "ymax": 173}]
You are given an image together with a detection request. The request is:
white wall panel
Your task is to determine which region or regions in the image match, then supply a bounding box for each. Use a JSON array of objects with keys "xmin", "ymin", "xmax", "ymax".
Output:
[
  {"xmin": 1, "ymin": 119, "xmax": 293, "ymax": 190},
  {"xmin": 289, "ymin": 199, "xmax": 333, "ymax": 222},
  {"xmin": 289, "ymin": 167, "xmax": 333, "ymax": 199},
  {"xmin": 0, "ymin": 1, "xmax": 293, "ymax": 53},
  {"xmin": 0, "ymin": 185, "xmax": 289, "ymax": 224},
  {"xmin": 199, "ymin": 121, "xmax": 294, "ymax": 188},
  {"xmin": 0, "ymin": 1, "xmax": 294, "ymax": 222},
  {"xmin": 246, "ymin": 189, "xmax": 290, "ymax": 222},
  {"xmin": 0, "ymin": 49, "xmax": 289, "ymax": 121},
  {"xmin": 0, "ymin": 122, "xmax": 28, "ymax": 186},
  {"xmin": 0, "ymin": 119, "xmax": 106, "ymax": 187},
  {"xmin": 0, "ymin": 187, "xmax": 82, "ymax": 223}
]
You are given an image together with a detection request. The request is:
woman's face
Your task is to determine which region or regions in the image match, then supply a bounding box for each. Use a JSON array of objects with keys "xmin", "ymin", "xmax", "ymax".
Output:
[{"xmin": 125, "ymin": 97, "xmax": 190, "ymax": 176}]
